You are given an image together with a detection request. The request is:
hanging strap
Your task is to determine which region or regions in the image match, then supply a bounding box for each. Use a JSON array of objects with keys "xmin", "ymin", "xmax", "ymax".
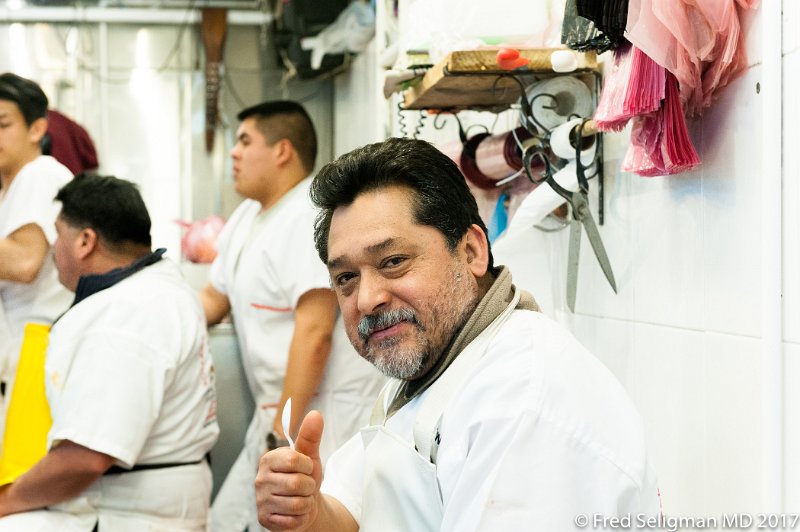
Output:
[{"xmin": 413, "ymin": 289, "xmax": 521, "ymax": 463}]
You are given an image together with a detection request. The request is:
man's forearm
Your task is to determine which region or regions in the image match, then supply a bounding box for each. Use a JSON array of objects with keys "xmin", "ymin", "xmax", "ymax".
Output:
[
  {"xmin": 275, "ymin": 328, "xmax": 331, "ymax": 435},
  {"xmin": 273, "ymin": 288, "xmax": 338, "ymax": 437},
  {"xmin": 0, "ymin": 441, "xmax": 114, "ymax": 517},
  {"xmin": 0, "ymin": 226, "xmax": 48, "ymax": 284}
]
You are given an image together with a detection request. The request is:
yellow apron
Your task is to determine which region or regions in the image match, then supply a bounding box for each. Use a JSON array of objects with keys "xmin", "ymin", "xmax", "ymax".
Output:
[{"xmin": 0, "ymin": 323, "xmax": 52, "ymax": 485}]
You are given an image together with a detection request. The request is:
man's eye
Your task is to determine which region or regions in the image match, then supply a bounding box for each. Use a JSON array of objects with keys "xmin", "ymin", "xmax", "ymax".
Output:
[
  {"xmin": 383, "ymin": 256, "xmax": 406, "ymax": 268},
  {"xmin": 335, "ymin": 273, "xmax": 355, "ymax": 286}
]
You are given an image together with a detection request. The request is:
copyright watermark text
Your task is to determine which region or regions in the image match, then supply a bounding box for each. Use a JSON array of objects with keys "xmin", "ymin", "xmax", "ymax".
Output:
[{"xmin": 573, "ymin": 513, "xmax": 800, "ymax": 530}]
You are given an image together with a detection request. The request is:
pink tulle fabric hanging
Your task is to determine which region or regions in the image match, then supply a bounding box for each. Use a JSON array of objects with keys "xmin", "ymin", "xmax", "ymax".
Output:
[
  {"xmin": 626, "ymin": 0, "xmax": 759, "ymax": 117},
  {"xmin": 621, "ymin": 72, "xmax": 700, "ymax": 176},
  {"xmin": 593, "ymin": 42, "xmax": 634, "ymax": 132},
  {"xmin": 594, "ymin": 42, "xmax": 665, "ymax": 132}
]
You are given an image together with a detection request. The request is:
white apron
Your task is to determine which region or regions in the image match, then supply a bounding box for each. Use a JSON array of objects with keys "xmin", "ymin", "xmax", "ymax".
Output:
[
  {"xmin": 359, "ymin": 290, "xmax": 520, "ymax": 532},
  {"xmin": 0, "ymin": 463, "xmax": 212, "ymax": 531}
]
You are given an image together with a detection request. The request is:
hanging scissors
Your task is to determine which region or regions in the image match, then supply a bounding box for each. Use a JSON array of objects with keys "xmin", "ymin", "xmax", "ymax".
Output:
[{"xmin": 535, "ymin": 120, "xmax": 617, "ymax": 312}]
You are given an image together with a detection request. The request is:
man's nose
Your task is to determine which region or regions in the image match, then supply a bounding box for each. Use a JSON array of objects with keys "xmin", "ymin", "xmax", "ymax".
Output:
[{"xmin": 356, "ymin": 271, "xmax": 390, "ymax": 315}]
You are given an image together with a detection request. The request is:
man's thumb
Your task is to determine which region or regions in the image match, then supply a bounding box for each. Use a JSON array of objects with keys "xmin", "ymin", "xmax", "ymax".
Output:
[{"xmin": 295, "ymin": 410, "xmax": 324, "ymax": 461}]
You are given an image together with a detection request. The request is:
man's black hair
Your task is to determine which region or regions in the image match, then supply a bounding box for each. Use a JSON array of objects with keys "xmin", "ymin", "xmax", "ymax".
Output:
[
  {"xmin": 237, "ymin": 100, "xmax": 317, "ymax": 174},
  {"xmin": 0, "ymin": 72, "xmax": 48, "ymax": 126},
  {"xmin": 310, "ymin": 137, "xmax": 495, "ymax": 271},
  {"xmin": 55, "ymin": 173, "xmax": 152, "ymax": 248}
]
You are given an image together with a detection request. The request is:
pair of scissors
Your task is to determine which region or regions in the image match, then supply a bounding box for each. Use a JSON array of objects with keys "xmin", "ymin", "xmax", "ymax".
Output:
[{"xmin": 540, "ymin": 120, "xmax": 617, "ymax": 311}]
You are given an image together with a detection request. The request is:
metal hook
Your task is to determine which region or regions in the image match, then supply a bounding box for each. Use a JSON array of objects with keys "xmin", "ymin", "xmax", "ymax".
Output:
[
  {"xmin": 489, "ymin": 75, "xmax": 512, "ymax": 102},
  {"xmin": 536, "ymin": 92, "xmax": 559, "ymax": 111},
  {"xmin": 432, "ymin": 112, "xmax": 450, "ymax": 131},
  {"xmin": 465, "ymin": 123, "xmax": 490, "ymax": 138},
  {"xmin": 493, "ymin": 73, "xmax": 541, "ymax": 138},
  {"xmin": 528, "ymin": 93, "xmax": 559, "ymax": 135},
  {"xmin": 521, "ymin": 144, "xmax": 551, "ymax": 185}
]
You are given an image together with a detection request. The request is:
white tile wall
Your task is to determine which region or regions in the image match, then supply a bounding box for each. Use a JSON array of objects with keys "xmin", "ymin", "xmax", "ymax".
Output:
[
  {"xmin": 627, "ymin": 164, "xmax": 706, "ymax": 330},
  {"xmin": 333, "ymin": 39, "xmax": 384, "ymax": 156},
  {"xmin": 559, "ymin": 317, "xmax": 764, "ymax": 517},
  {"xmin": 700, "ymin": 66, "xmax": 763, "ymax": 338},
  {"xmin": 629, "ymin": 323, "xmax": 709, "ymax": 516},
  {"xmin": 782, "ymin": 50, "xmax": 800, "ymax": 343},
  {"xmin": 702, "ymin": 332, "xmax": 762, "ymax": 515},
  {"xmin": 562, "ymin": 313, "xmax": 635, "ymax": 389},
  {"xmin": 784, "ymin": 342, "xmax": 800, "ymax": 508},
  {"xmin": 743, "ymin": 5, "xmax": 762, "ymax": 67},
  {"xmin": 783, "ymin": 0, "xmax": 799, "ymax": 56}
]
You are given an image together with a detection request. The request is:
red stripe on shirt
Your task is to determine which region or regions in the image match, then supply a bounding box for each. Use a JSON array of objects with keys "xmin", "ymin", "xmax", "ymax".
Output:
[{"xmin": 250, "ymin": 303, "xmax": 292, "ymax": 312}]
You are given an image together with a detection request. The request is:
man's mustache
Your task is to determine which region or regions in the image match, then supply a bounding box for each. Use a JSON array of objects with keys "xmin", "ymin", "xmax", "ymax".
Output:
[{"xmin": 358, "ymin": 308, "xmax": 422, "ymax": 343}]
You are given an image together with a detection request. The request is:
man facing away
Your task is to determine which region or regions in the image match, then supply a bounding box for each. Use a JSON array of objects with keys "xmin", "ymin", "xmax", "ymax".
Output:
[
  {"xmin": 255, "ymin": 137, "xmax": 660, "ymax": 532},
  {"xmin": 201, "ymin": 101, "xmax": 383, "ymax": 531},
  {"xmin": 0, "ymin": 73, "xmax": 72, "ymax": 423},
  {"xmin": 0, "ymin": 174, "xmax": 218, "ymax": 531}
]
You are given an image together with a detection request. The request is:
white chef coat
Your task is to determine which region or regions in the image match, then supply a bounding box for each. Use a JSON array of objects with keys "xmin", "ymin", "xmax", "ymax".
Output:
[
  {"xmin": 322, "ymin": 309, "xmax": 660, "ymax": 531},
  {"xmin": 208, "ymin": 178, "xmax": 384, "ymax": 532},
  {"xmin": 0, "ymin": 257, "xmax": 220, "ymax": 530},
  {"xmin": 0, "ymin": 155, "xmax": 73, "ymax": 382}
]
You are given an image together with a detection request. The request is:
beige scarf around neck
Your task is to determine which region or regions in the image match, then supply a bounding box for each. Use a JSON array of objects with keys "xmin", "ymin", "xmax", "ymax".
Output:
[{"xmin": 386, "ymin": 266, "xmax": 539, "ymax": 417}]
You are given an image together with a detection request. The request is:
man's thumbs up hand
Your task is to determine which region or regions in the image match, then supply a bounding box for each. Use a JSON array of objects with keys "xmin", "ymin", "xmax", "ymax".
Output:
[
  {"xmin": 294, "ymin": 410, "xmax": 324, "ymax": 486},
  {"xmin": 256, "ymin": 411, "xmax": 325, "ymax": 531}
]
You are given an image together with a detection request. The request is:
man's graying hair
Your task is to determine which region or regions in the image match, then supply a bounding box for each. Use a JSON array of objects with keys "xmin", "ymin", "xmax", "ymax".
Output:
[{"xmin": 309, "ymin": 137, "xmax": 495, "ymax": 271}]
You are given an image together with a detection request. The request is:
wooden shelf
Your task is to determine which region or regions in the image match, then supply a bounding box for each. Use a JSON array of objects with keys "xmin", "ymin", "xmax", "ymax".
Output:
[{"xmin": 403, "ymin": 48, "xmax": 598, "ymax": 112}]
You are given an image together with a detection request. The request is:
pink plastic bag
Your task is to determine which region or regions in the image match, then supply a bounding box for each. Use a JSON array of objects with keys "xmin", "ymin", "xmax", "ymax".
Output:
[
  {"xmin": 176, "ymin": 215, "xmax": 226, "ymax": 264},
  {"xmin": 626, "ymin": 0, "xmax": 758, "ymax": 117},
  {"xmin": 622, "ymin": 73, "xmax": 699, "ymax": 176},
  {"xmin": 595, "ymin": 43, "xmax": 665, "ymax": 132}
]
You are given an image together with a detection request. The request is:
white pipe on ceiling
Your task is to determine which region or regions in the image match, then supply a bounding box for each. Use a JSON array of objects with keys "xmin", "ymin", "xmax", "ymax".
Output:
[{"xmin": 0, "ymin": 5, "xmax": 271, "ymax": 25}]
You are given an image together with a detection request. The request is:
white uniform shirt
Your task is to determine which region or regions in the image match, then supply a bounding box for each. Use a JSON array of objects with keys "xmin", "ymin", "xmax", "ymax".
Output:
[
  {"xmin": 0, "ymin": 156, "xmax": 73, "ymax": 378},
  {"xmin": 209, "ymin": 177, "xmax": 382, "ymax": 418},
  {"xmin": 322, "ymin": 310, "xmax": 660, "ymax": 531},
  {"xmin": 46, "ymin": 258, "xmax": 219, "ymax": 468},
  {"xmin": 209, "ymin": 179, "xmax": 383, "ymax": 531}
]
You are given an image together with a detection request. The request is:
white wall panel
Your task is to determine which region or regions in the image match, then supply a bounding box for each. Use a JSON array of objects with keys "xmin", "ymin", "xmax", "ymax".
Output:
[
  {"xmin": 700, "ymin": 66, "xmax": 763, "ymax": 338},
  {"xmin": 784, "ymin": 342, "xmax": 800, "ymax": 508},
  {"xmin": 629, "ymin": 323, "xmax": 708, "ymax": 516},
  {"xmin": 782, "ymin": 49, "xmax": 800, "ymax": 343},
  {"xmin": 703, "ymin": 332, "xmax": 761, "ymax": 515}
]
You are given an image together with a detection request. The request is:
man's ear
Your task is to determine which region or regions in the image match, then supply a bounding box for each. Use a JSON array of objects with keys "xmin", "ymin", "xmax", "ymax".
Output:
[
  {"xmin": 462, "ymin": 224, "xmax": 490, "ymax": 277},
  {"xmin": 76, "ymin": 227, "xmax": 99, "ymax": 260},
  {"xmin": 274, "ymin": 138, "xmax": 294, "ymax": 167},
  {"xmin": 28, "ymin": 117, "xmax": 48, "ymax": 145}
]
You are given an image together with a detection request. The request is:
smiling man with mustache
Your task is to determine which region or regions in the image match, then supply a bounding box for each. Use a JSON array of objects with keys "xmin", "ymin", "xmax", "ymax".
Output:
[{"xmin": 255, "ymin": 137, "xmax": 660, "ymax": 532}]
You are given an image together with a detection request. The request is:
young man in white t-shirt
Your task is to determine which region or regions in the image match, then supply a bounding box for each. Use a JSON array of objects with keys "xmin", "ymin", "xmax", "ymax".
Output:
[
  {"xmin": 0, "ymin": 73, "xmax": 72, "ymax": 419},
  {"xmin": 200, "ymin": 101, "xmax": 383, "ymax": 532}
]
